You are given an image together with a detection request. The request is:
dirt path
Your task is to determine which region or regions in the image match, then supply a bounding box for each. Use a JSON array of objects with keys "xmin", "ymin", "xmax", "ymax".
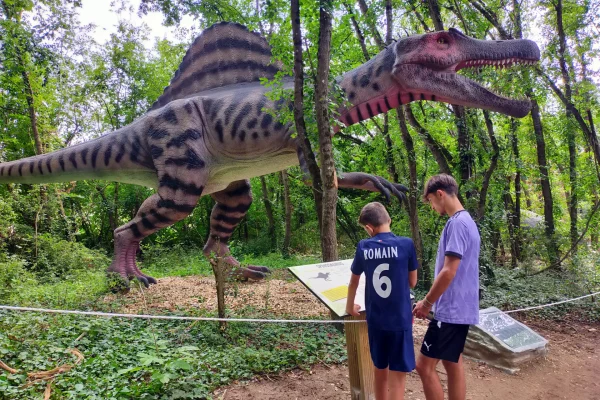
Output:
[
  {"xmin": 106, "ymin": 276, "xmax": 599, "ymax": 399},
  {"xmin": 215, "ymin": 319, "xmax": 600, "ymax": 400}
]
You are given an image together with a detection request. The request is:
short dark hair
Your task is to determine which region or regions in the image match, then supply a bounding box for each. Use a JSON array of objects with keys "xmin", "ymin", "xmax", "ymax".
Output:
[
  {"xmin": 423, "ymin": 174, "xmax": 458, "ymax": 201},
  {"xmin": 358, "ymin": 202, "xmax": 390, "ymax": 227}
]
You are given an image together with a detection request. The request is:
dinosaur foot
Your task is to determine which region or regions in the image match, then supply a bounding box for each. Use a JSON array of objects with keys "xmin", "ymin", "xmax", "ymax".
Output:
[
  {"xmin": 107, "ymin": 241, "xmax": 157, "ymax": 292},
  {"xmin": 107, "ymin": 267, "xmax": 158, "ymax": 293},
  {"xmin": 211, "ymin": 256, "xmax": 271, "ymax": 281},
  {"xmin": 239, "ymin": 265, "xmax": 271, "ymax": 281}
]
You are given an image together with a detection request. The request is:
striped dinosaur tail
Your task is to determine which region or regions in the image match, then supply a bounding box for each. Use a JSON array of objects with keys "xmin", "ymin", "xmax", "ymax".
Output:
[{"xmin": 0, "ymin": 129, "xmax": 156, "ymax": 187}]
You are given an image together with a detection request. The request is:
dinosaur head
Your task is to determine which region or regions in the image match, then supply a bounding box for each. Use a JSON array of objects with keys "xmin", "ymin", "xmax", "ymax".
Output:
[{"xmin": 392, "ymin": 28, "xmax": 540, "ymax": 118}]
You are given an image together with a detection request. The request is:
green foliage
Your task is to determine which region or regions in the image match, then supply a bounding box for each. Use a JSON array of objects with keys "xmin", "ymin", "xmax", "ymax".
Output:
[
  {"xmin": 0, "ymin": 1, "xmax": 599, "ymax": 397},
  {"xmin": 0, "ymin": 311, "xmax": 346, "ymax": 399},
  {"xmin": 0, "ymin": 256, "xmax": 34, "ymax": 302},
  {"xmin": 26, "ymin": 234, "xmax": 109, "ymax": 280},
  {"xmin": 6, "ymin": 270, "xmax": 109, "ymax": 310},
  {"xmin": 237, "ymin": 253, "xmax": 321, "ymax": 271},
  {"xmin": 480, "ymin": 267, "xmax": 600, "ymax": 321},
  {"xmin": 141, "ymin": 244, "xmax": 214, "ymax": 278}
]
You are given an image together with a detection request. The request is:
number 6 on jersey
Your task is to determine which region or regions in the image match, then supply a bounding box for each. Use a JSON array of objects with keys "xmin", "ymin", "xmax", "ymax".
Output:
[{"xmin": 373, "ymin": 263, "xmax": 392, "ymax": 298}]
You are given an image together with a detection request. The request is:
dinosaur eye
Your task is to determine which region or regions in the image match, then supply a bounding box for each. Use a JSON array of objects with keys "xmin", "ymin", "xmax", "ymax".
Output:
[{"xmin": 437, "ymin": 37, "xmax": 448, "ymax": 44}]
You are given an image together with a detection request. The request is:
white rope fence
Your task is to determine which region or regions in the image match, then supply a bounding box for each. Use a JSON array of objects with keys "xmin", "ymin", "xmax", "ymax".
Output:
[{"xmin": 0, "ymin": 291, "xmax": 598, "ymax": 324}]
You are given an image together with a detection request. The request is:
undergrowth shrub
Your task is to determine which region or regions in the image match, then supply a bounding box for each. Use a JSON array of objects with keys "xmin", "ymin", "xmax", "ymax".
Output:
[
  {"xmin": 25, "ymin": 234, "xmax": 109, "ymax": 279},
  {"xmin": 0, "ymin": 256, "xmax": 35, "ymax": 302}
]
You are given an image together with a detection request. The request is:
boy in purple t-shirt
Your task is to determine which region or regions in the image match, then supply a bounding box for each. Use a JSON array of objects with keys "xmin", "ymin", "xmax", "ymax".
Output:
[{"xmin": 413, "ymin": 174, "xmax": 480, "ymax": 400}]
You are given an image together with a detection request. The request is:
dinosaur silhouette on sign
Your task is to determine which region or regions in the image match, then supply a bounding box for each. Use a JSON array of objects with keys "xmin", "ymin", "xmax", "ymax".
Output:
[{"xmin": 312, "ymin": 272, "xmax": 331, "ymax": 281}]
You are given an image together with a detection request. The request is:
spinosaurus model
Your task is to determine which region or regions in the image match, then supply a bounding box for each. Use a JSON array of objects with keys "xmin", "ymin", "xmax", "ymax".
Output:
[{"xmin": 0, "ymin": 23, "xmax": 539, "ymax": 287}]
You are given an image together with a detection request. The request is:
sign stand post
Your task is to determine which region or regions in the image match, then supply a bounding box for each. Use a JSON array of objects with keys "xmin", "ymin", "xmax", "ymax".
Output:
[
  {"xmin": 288, "ymin": 259, "xmax": 376, "ymax": 400},
  {"xmin": 344, "ymin": 313, "xmax": 375, "ymax": 399}
]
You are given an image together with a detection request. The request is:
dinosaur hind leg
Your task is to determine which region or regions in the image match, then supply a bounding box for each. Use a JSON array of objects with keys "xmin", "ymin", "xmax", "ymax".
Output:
[
  {"xmin": 204, "ymin": 179, "xmax": 270, "ymax": 280},
  {"xmin": 109, "ymin": 189, "xmax": 203, "ymax": 288}
]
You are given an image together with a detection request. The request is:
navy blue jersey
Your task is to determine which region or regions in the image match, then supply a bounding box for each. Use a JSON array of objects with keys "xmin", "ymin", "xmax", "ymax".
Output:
[{"xmin": 351, "ymin": 232, "xmax": 418, "ymax": 330}]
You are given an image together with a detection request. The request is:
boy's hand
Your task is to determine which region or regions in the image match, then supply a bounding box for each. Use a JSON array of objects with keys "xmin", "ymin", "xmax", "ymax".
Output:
[
  {"xmin": 413, "ymin": 300, "xmax": 432, "ymax": 319},
  {"xmin": 346, "ymin": 304, "xmax": 361, "ymax": 316}
]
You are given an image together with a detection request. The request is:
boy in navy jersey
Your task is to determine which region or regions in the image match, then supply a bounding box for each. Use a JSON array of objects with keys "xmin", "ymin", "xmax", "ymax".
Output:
[{"xmin": 346, "ymin": 202, "xmax": 418, "ymax": 400}]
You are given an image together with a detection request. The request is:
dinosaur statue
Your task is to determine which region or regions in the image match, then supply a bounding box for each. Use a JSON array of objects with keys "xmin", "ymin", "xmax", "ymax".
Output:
[{"xmin": 0, "ymin": 23, "xmax": 539, "ymax": 287}]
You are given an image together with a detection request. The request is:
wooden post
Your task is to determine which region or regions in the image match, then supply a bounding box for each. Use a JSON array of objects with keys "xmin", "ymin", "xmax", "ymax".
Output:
[
  {"xmin": 213, "ymin": 257, "xmax": 227, "ymax": 333},
  {"xmin": 344, "ymin": 312, "xmax": 375, "ymax": 400}
]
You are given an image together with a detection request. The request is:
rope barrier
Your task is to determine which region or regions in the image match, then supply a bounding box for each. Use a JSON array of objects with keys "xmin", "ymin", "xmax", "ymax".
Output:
[
  {"xmin": 501, "ymin": 291, "xmax": 600, "ymax": 314},
  {"xmin": 0, "ymin": 291, "xmax": 597, "ymax": 323}
]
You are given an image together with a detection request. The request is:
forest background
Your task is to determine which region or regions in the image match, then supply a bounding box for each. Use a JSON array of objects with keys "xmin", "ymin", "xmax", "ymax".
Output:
[{"xmin": 0, "ymin": 0, "xmax": 599, "ymax": 398}]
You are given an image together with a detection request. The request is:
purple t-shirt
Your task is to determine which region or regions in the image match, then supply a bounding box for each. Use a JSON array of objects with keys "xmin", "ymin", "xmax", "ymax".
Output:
[{"xmin": 433, "ymin": 210, "xmax": 480, "ymax": 325}]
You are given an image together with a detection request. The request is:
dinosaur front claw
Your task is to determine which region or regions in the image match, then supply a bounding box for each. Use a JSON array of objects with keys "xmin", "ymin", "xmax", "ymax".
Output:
[{"xmin": 337, "ymin": 172, "xmax": 408, "ymax": 204}]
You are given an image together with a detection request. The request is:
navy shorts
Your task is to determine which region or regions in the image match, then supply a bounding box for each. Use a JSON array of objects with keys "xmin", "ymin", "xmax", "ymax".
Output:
[
  {"xmin": 420, "ymin": 319, "xmax": 470, "ymax": 363},
  {"xmin": 368, "ymin": 326, "xmax": 416, "ymax": 372}
]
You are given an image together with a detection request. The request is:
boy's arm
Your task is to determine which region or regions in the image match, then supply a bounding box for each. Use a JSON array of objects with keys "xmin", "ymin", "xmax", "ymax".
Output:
[
  {"xmin": 345, "ymin": 273, "xmax": 361, "ymax": 316},
  {"xmin": 409, "ymin": 269, "xmax": 418, "ymax": 288},
  {"xmin": 413, "ymin": 255, "xmax": 460, "ymax": 318},
  {"xmin": 408, "ymin": 239, "xmax": 419, "ymax": 289}
]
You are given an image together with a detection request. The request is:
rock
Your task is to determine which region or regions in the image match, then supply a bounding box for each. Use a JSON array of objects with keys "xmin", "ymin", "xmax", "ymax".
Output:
[{"xmin": 464, "ymin": 307, "xmax": 548, "ymax": 374}]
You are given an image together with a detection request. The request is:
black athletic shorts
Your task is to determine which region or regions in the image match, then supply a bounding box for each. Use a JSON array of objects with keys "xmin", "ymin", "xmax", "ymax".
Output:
[{"xmin": 420, "ymin": 318, "xmax": 470, "ymax": 363}]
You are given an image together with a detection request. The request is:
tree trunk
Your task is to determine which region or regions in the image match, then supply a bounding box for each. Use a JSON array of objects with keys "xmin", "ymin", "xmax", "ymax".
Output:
[
  {"xmin": 281, "ymin": 171, "xmax": 292, "ymax": 257},
  {"xmin": 381, "ymin": 0, "xmax": 399, "ymax": 184},
  {"xmin": 567, "ymin": 127, "xmax": 578, "ymax": 247},
  {"xmin": 96, "ymin": 185, "xmax": 117, "ymax": 233},
  {"xmin": 512, "ymin": 0, "xmax": 559, "ymax": 264},
  {"xmin": 350, "ymin": 2, "xmax": 397, "ymax": 185},
  {"xmin": 477, "ymin": 110, "xmax": 500, "ymax": 221},
  {"xmin": 291, "ymin": 0, "xmax": 324, "ymax": 232},
  {"xmin": 510, "ymin": 119, "xmax": 522, "ymax": 261},
  {"xmin": 530, "ymin": 98, "xmax": 559, "ymax": 265},
  {"xmin": 490, "ymin": 226, "xmax": 501, "ymax": 265},
  {"xmin": 554, "ymin": 0, "xmax": 578, "ymax": 248},
  {"xmin": 523, "ymin": 181, "xmax": 533, "ymax": 209},
  {"xmin": 426, "ymin": 0, "xmax": 444, "ymax": 31},
  {"xmin": 424, "ymin": 0, "xmax": 472, "ymax": 184},
  {"xmin": 315, "ymin": 1, "xmax": 338, "ymax": 262},
  {"xmin": 337, "ymin": 203, "xmax": 360, "ymax": 243},
  {"xmin": 468, "ymin": 0, "xmax": 511, "ymax": 39},
  {"xmin": 21, "ymin": 68, "xmax": 44, "ymax": 156},
  {"xmin": 405, "ymin": 105, "xmax": 452, "ymax": 174},
  {"xmin": 385, "ymin": 0, "xmax": 393, "ymax": 44},
  {"xmin": 398, "ymin": 107, "xmax": 429, "ymax": 287},
  {"xmin": 213, "ymin": 258, "xmax": 227, "ymax": 333},
  {"xmin": 585, "ymin": 142, "xmax": 599, "ymax": 246},
  {"xmin": 383, "ymin": 115, "xmax": 399, "ymax": 183},
  {"xmin": 113, "ymin": 182, "xmax": 119, "ymax": 232},
  {"xmin": 454, "ymin": 105, "xmax": 471, "ymax": 183},
  {"xmin": 357, "ymin": 0, "xmax": 385, "ymax": 48},
  {"xmin": 2, "ymin": 0, "xmax": 44, "ymax": 156},
  {"xmin": 260, "ymin": 176, "xmax": 276, "ymax": 250},
  {"xmin": 503, "ymin": 176, "xmax": 518, "ymax": 269},
  {"xmin": 538, "ymin": 70, "xmax": 599, "ymax": 169},
  {"xmin": 344, "ymin": 3, "xmax": 370, "ymax": 61},
  {"xmin": 591, "ymin": 181, "xmax": 599, "ymax": 246}
]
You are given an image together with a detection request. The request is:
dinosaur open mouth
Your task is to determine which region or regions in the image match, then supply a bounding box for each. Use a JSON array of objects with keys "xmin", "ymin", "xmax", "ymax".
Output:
[
  {"xmin": 454, "ymin": 57, "xmax": 538, "ymax": 71},
  {"xmin": 392, "ymin": 59, "xmax": 538, "ymax": 118},
  {"xmin": 423, "ymin": 56, "xmax": 539, "ymax": 117},
  {"xmin": 449, "ymin": 57, "xmax": 538, "ymax": 108}
]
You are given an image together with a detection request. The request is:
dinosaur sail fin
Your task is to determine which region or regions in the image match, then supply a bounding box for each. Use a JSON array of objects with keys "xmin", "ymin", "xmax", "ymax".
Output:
[{"xmin": 150, "ymin": 22, "xmax": 282, "ymax": 110}]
